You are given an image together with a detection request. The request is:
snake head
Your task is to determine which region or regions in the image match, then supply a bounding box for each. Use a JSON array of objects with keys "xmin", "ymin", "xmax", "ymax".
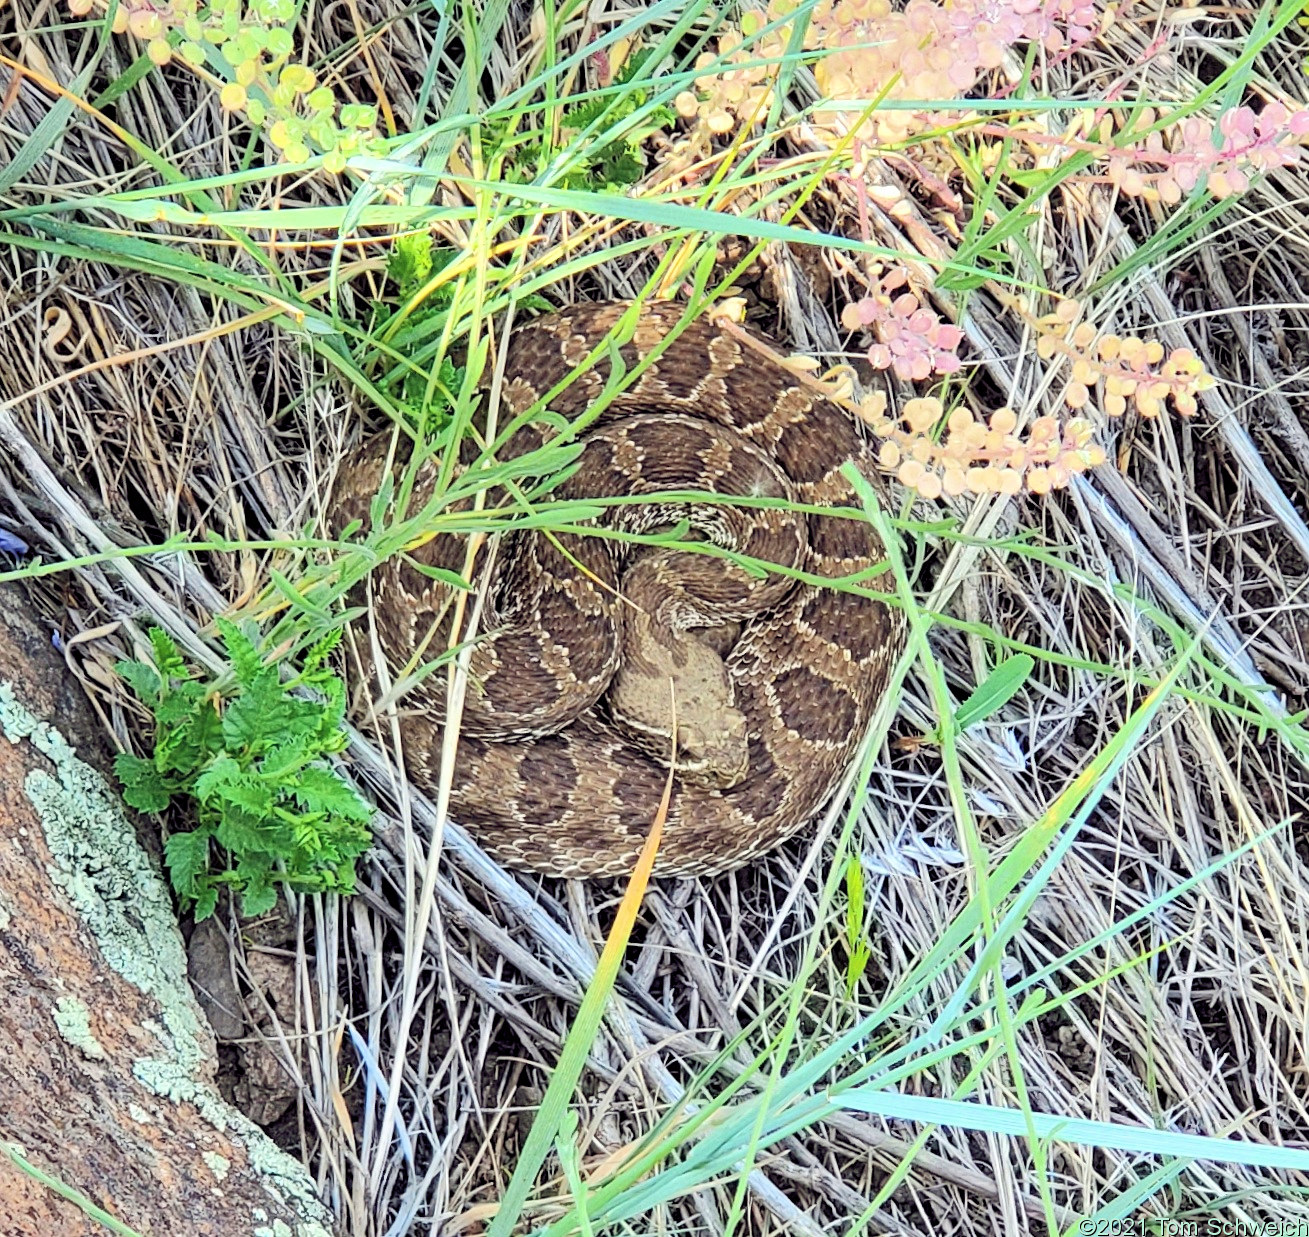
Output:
[{"xmin": 674, "ymin": 708, "xmax": 749, "ymax": 790}]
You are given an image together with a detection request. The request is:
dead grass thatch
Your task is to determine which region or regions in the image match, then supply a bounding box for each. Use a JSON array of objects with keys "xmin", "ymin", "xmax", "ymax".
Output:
[{"xmin": 4, "ymin": 0, "xmax": 1309, "ymax": 1232}]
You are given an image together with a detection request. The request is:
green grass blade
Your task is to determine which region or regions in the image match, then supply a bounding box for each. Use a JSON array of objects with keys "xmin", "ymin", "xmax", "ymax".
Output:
[{"xmin": 829, "ymin": 1092, "xmax": 1309, "ymax": 1173}]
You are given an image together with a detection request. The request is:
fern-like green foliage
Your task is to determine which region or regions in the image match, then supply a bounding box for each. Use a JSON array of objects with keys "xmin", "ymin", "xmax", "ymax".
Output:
[
  {"xmin": 114, "ymin": 620, "xmax": 373, "ymax": 921},
  {"xmin": 371, "ymin": 235, "xmax": 467, "ymax": 433},
  {"xmin": 500, "ymin": 48, "xmax": 676, "ymax": 191}
]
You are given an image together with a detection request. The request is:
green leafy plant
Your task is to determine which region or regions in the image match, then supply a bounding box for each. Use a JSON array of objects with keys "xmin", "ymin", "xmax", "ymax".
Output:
[
  {"xmin": 502, "ymin": 48, "xmax": 677, "ymax": 190},
  {"xmin": 69, "ymin": 0, "xmax": 383, "ymax": 169},
  {"xmin": 369, "ymin": 233, "xmax": 466, "ymax": 433},
  {"xmin": 842, "ymin": 854, "xmax": 873, "ymax": 994},
  {"xmin": 114, "ymin": 621, "xmax": 374, "ymax": 921}
]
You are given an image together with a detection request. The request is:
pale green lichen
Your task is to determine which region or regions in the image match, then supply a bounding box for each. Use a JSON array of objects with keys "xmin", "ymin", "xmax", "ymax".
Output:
[
  {"xmin": 204, "ymin": 1150, "xmax": 232, "ymax": 1182},
  {"xmin": 53, "ymin": 996, "xmax": 107, "ymax": 1060},
  {"xmin": 128, "ymin": 1103, "xmax": 153, "ymax": 1125},
  {"xmin": 0, "ymin": 681, "xmax": 332, "ymax": 1237},
  {"xmin": 254, "ymin": 1222, "xmax": 295, "ymax": 1237}
]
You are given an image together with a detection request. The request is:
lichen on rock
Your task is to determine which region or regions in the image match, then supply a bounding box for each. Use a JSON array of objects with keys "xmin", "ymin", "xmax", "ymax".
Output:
[{"xmin": 0, "ymin": 679, "xmax": 332, "ymax": 1236}]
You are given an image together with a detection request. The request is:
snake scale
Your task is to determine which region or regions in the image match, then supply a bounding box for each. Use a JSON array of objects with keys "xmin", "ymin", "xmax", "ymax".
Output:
[{"xmin": 332, "ymin": 301, "xmax": 905, "ymax": 878}]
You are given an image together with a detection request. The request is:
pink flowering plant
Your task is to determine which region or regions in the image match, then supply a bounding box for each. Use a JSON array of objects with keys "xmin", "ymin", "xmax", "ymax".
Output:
[
  {"xmin": 66, "ymin": 0, "xmax": 1301, "ymax": 512},
  {"xmin": 1106, "ymin": 104, "xmax": 1309, "ymax": 203},
  {"xmin": 841, "ymin": 268, "xmax": 965, "ymax": 382}
]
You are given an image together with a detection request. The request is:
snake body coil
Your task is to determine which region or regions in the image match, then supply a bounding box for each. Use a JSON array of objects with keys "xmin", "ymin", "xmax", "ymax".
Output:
[{"xmin": 333, "ymin": 302, "xmax": 904, "ymax": 878}]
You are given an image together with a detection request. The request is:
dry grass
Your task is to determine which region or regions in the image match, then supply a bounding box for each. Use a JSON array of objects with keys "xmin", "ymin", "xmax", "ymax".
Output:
[{"xmin": 4, "ymin": 0, "xmax": 1309, "ymax": 1232}]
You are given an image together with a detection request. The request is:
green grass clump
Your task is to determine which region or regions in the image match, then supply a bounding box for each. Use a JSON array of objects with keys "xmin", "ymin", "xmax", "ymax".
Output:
[{"xmin": 114, "ymin": 620, "xmax": 373, "ymax": 921}]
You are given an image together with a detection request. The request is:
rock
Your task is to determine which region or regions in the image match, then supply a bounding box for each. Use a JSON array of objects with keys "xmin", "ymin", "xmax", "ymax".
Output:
[
  {"xmin": 0, "ymin": 583, "xmax": 332, "ymax": 1237},
  {"xmin": 188, "ymin": 916, "xmax": 247, "ymax": 1042}
]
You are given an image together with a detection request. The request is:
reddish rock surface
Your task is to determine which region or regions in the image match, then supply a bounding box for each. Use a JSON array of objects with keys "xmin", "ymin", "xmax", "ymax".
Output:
[{"xmin": 0, "ymin": 583, "xmax": 332, "ymax": 1237}]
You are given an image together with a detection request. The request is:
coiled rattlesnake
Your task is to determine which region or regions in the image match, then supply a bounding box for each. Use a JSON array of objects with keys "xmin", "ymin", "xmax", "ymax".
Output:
[{"xmin": 332, "ymin": 301, "xmax": 904, "ymax": 878}]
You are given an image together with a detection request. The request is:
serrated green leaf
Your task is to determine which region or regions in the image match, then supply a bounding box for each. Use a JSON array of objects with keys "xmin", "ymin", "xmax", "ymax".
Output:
[
  {"xmin": 259, "ymin": 732, "xmax": 318, "ymax": 779},
  {"xmin": 214, "ymin": 808, "xmax": 269, "ymax": 854},
  {"xmin": 194, "ymin": 753, "xmax": 243, "ymax": 799},
  {"xmin": 154, "ymin": 679, "xmax": 206, "ymax": 726},
  {"xmin": 291, "ymin": 765, "xmax": 374, "ymax": 822},
  {"xmin": 235, "ymin": 851, "xmax": 276, "ymax": 917},
  {"xmin": 164, "ymin": 830, "xmax": 211, "ymax": 898},
  {"xmin": 221, "ymin": 666, "xmax": 292, "ymax": 751},
  {"xmin": 193, "ymin": 764, "xmax": 273, "ymax": 822},
  {"xmin": 216, "ymin": 776, "xmax": 275, "ymax": 817},
  {"xmin": 116, "ymin": 659, "xmax": 161, "ymax": 705},
  {"xmin": 239, "ymin": 879, "xmax": 279, "ymax": 919},
  {"xmin": 304, "ymin": 626, "xmax": 343, "ymax": 671},
  {"xmin": 193, "ymin": 884, "xmax": 219, "ymax": 922},
  {"xmin": 314, "ymin": 676, "xmax": 346, "ymax": 734},
  {"xmin": 115, "ymin": 751, "xmax": 173, "ymax": 812},
  {"xmin": 387, "ymin": 231, "xmax": 433, "ymax": 293},
  {"xmin": 187, "ymin": 697, "xmax": 225, "ymax": 757},
  {"xmin": 215, "ymin": 616, "xmax": 263, "ymax": 687},
  {"xmin": 147, "ymin": 627, "xmax": 186, "ymax": 681}
]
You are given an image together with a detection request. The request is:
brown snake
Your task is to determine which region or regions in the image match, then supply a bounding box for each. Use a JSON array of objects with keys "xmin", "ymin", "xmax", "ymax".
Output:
[{"xmin": 332, "ymin": 301, "xmax": 905, "ymax": 878}]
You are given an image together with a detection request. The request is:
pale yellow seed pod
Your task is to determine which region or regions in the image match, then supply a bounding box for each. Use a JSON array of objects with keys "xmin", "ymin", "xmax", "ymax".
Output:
[
  {"xmin": 963, "ymin": 422, "xmax": 988, "ymax": 450},
  {"xmin": 1120, "ymin": 169, "xmax": 1145, "ymax": 195},
  {"xmin": 898, "ymin": 459, "xmax": 926, "ymax": 487},
  {"xmin": 990, "ymin": 407, "xmax": 1017, "ymax": 435},
  {"xmin": 904, "ymin": 397, "xmax": 943, "ymax": 435},
  {"xmin": 1071, "ymin": 359, "xmax": 1097, "ymax": 386},
  {"xmin": 860, "ymin": 390, "xmax": 890, "ymax": 423},
  {"xmin": 917, "ymin": 472, "xmax": 943, "ymax": 500},
  {"xmin": 947, "ymin": 408, "xmax": 973, "ymax": 434},
  {"xmin": 220, "ymin": 82, "xmax": 247, "ymax": 111}
]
